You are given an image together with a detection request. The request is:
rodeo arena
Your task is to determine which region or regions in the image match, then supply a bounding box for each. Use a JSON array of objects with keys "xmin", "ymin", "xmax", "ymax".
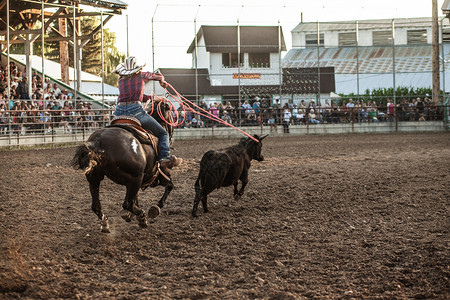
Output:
[{"xmin": 1, "ymin": 0, "xmax": 449, "ymax": 299}]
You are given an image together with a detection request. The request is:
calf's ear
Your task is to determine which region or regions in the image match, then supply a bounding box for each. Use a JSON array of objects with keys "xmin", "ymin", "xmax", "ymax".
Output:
[{"xmin": 259, "ymin": 134, "xmax": 268, "ymax": 141}]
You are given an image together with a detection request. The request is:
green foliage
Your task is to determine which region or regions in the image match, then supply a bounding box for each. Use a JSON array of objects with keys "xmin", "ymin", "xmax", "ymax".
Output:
[
  {"xmin": 338, "ymin": 86, "xmax": 435, "ymax": 105},
  {"xmin": 9, "ymin": 16, "xmax": 124, "ymax": 88}
]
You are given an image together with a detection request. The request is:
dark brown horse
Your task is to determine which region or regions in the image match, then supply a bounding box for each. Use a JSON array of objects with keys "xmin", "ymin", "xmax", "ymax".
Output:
[{"xmin": 71, "ymin": 100, "xmax": 174, "ymax": 232}]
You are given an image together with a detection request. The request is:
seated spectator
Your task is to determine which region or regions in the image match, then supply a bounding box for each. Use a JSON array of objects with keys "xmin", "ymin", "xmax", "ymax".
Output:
[
  {"xmin": 191, "ymin": 114, "xmax": 204, "ymax": 128},
  {"xmin": 221, "ymin": 110, "xmax": 232, "ymax": 124},
  {"xmin": 368, "ymin": 108, "xmax": 378, "ymax": 122},
  {"xmin": 309, "ymin": 109, "xmax": 320, "ymax": 124},
  {"xmin": 418, "ymin": 113, "xmax": 426, "ymax": 121},
  {"xmin": 53, "ymin": 83, "xmax": 61, "ymax": 98}
]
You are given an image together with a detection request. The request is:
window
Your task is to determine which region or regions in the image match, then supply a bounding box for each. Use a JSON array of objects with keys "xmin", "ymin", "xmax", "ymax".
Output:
[
  {"xmin": 373, "ymin": 31, "xmax": 392, "ymax": 46},
  {"xmin": 249, "ymin": 53, "xmax": 270, "ymax": 68},
  {"xmin": 222, "ymin": 53, "xmax": 244, "ymax": 68},
  {"xmin": 339, "ymin": 32, "xmax": 357, "ymax": 46},
  {"xmin": 442, "ymin": 27, "xmax": 450, "ymax": 43},
  {"xmin": 407, "ymin": 29, "xmax": 427, "ymax": 44},
  {"xmin": 306, "ymin": 33, "xmax": 324, "ymax": 47}
]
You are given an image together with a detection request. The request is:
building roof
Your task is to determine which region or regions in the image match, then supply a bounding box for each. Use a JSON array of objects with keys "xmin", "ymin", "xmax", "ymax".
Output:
[
  {"xmin": 0, "ymin": 0, "xmax": 127, "ymax": 32},
  {"xmin": 80, "ymin": 0, "xmax": 127, "ymax": 10},
  {"xmin": 187, "ymin": 26, "xmax": 286, "ymax": 54},
  {"xmin": 283, "ymin": 45, "xmax": 442, "ymax": 74},
  {"xmin": 443, "ymin": 0, "xmax": 450, "ymax": 17},
  {"xmin": 291, "ymin": 17, "xmax": 437, "ymax": 33},
  {"xmin": 283, "ymin": 45, "xmax": 450, "ymax": 94}
]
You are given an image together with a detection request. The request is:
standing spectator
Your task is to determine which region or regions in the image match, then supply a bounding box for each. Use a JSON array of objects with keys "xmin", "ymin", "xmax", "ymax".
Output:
[
  {"xmin": 61, "ymin": 100, "xmax": 72, "ymax": 132},
  {"xmin": 41, "ymin": 103, "xmax": 53, "ymax": 133},
  {"xmin": 223, "ymin": 101, "xmax": 235, "ymax": 123},
  {"xmin": 51, "ymin": 100, "xmax": 62, "ymax": 126},
  {"xmin": 252, "ymin": 98, "xmax": 260, "ymax": 116},
  {"xmin": 16, "ymin": 76, "xmax": 30, "ymax": 99},
  {"xmin": 282, "ymin": 103, "xmax": 291, "ymax": 133},
  {"xmin": 267, "ymin": 107, "xmax": 278, "ymax": 133},
  {"xmin": 260, "ymin": 99, "xmax": 269, "ymax": 124},
  {"xmin": 416, "ymin": 97, "xmax": 424, "ymax": 117},
  {"xmin": 0, "ymin": 102, "xmax": 9, "ymax": 135},
  {"xmin": 177, "ymin": 105, "xmax": 186, "ymax": 128},
  {"xmin": 322, "ymin": 100, "xmax": 331, "ymax": 123},
  {"xmin": 246, "ymin": 109, "xmax": 258, "ymax": 125},
  {"xmin": 386, "ymin": 98, "xmax": 395, "ymax": 121},
  {"xmin": 241, "ymin": 100, "xmax": 251, "ymax": 116},
  {"xmin": 10, "ymin": 85, "xmax": 19, "ymax": 100},
  {"xmin": 345, "ymin": 98, "xmax": 355, "ymax": 122},
  {"xmin": 346, "ymin": 98, "xmax": 355, "ymax": 109},
  {"xmin": 10, "ymin": 100, "xmax": 21, "ymax": 134},
  {"xmin": 291, "ymin": 104, "xmax": 299, "ymax": 124},
  {"xmin": 209, "ymin": 102, "xmax": 219, "ymax": 126},
  {"xmin": 397, "ymin": 98, "xmax": 409, "ymax": 121}
]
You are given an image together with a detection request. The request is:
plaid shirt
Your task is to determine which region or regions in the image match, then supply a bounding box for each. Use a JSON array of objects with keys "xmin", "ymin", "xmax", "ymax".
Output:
[{"xmin": 117, "ymin": 71, "xmax": 163, "ymax": 103}]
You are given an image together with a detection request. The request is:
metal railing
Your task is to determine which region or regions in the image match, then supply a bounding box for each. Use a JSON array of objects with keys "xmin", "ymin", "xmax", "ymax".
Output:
[{"xmin": 0, "ymin": 102, "xmax": 447, "ymax": 148}]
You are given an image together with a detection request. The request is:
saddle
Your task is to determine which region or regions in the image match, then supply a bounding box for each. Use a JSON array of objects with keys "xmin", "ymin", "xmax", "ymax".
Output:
[
  {"xmin": 109, "ymin": 116, "xmax": 171, "ymax": 189},
  {"xmin": 109, "ymin": 116, "xmax": 158, "ymax": 155}
]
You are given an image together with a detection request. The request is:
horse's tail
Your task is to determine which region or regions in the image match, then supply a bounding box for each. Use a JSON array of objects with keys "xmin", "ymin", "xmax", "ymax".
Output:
[{"xmin": 70, "ymin": 142, "xmax": 102, "ymax": 174}]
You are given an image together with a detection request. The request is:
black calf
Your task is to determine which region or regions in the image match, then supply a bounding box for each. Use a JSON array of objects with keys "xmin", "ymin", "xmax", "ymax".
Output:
[{"xmin": 192, "ymin": 134, "xmax": 267, "ymax": 217}]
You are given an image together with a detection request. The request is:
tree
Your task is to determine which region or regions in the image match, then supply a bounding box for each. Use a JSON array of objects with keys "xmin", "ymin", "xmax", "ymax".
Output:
[
  {"xmin": 81, "ymin": 18, "xmax": 125, "ymax": 87},
  {"xmin": 13, "ymin": 16, "xmax": 124, "ymax": 87}
]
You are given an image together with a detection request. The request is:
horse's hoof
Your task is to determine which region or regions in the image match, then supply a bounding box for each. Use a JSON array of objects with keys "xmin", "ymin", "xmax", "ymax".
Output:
[
  {"xmin": 120, "ymin": 209, "xmax": 132, "ymax": 222},
  {"xmin": 138, "ymin": 219, "xmax": 148, "ymax": 228},
  {"xmin": 148, "ymin": 205, "xmax": 161, "ymax": 219},
  {"xmin": 137, "ymin": 212, "xmax": 148, "ymax": 228},
  {"xmin": 100, "ymin": 215, "xmax": 110, "ymax": 233},
  {"xmin": 100, "ymin": 221, "xmax": 110, "ymax": 233}
]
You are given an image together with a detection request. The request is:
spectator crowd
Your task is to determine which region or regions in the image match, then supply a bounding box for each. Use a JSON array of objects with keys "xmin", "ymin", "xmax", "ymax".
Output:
[
  {"xmin": 0, "ymin": 62, "xmax": 108, "ymax": 135},
  {"xmin": 0, "ymin": 62, "xmax": 447, "ymax": 136},
  {"xmin": 177, "ymin": 96, "xmax": 446, "ymax": 133}
]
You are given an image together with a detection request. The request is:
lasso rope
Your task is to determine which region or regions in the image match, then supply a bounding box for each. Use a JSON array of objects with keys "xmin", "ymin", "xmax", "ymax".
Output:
[{"xmin": 148, "ymin": 83, "xmax": 259, "ymax": 142}]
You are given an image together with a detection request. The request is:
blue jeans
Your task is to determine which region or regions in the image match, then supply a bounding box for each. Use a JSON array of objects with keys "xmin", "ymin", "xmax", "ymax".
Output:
[{"xmin": 114, "ymin": 103, "xmax": 170, "ymax": 160}]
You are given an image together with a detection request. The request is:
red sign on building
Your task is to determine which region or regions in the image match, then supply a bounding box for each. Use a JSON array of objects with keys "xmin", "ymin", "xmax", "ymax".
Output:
[{"xmin": 232, "ymin": 73, "xmax": 261, "ymax": 79}]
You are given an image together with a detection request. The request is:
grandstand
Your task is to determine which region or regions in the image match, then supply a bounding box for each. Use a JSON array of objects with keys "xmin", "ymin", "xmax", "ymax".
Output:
[{"xmin": 284, "ymin": 17, "xmax": 450, "ymax": 95}]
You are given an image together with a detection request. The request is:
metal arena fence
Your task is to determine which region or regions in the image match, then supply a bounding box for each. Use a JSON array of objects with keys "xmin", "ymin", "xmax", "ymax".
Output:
[{"xmin": 0, "ymin": 102, "xmax": 448, "ymax": 148}]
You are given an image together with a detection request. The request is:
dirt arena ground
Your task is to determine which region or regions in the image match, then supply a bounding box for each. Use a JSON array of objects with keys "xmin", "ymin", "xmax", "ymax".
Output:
[{"xmin": 0, "ymin": 132, "xmax": 449, "ymax": 299}]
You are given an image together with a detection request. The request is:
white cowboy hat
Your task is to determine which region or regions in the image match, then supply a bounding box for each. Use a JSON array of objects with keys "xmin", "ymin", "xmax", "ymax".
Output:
[{"xmin": 114, "ymin": 56, "xmax": 145, "ymax": 76}]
